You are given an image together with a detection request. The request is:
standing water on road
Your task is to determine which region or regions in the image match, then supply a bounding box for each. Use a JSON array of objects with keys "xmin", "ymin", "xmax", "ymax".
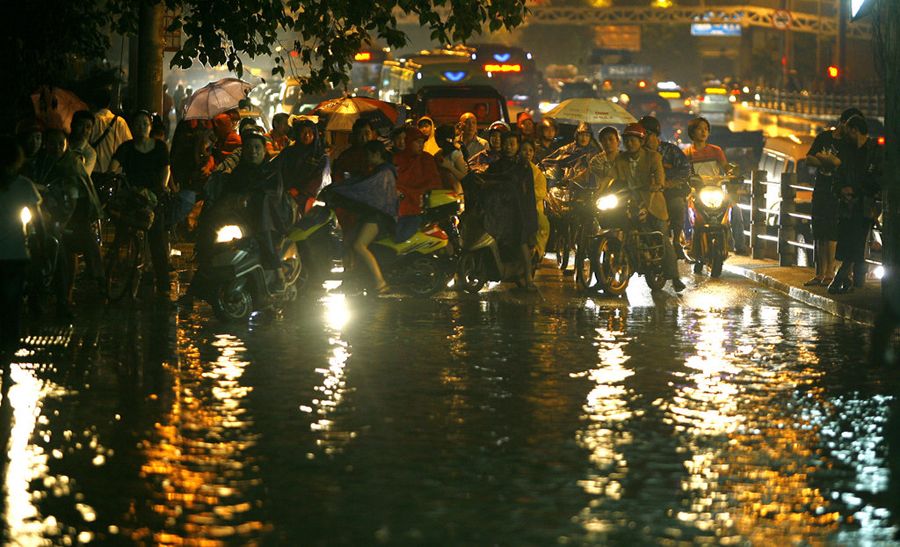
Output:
[{"xmin": 1, "ymin": 277, "xmax": 899, "ymax": 545}]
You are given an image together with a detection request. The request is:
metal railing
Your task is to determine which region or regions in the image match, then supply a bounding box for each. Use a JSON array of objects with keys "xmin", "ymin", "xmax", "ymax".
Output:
[
  {"xmin": 734, "ymin": 170, "xmax": 882, "ymax": 271},
  {"xmin": 749, "ymin": 90, "xmax": 885, "ymax": 119}
]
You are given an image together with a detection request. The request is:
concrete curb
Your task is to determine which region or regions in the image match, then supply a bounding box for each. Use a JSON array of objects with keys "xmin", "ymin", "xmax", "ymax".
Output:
[{"xmin": 723, "ymin": 263, "xmax": 876, "ymax": 326}]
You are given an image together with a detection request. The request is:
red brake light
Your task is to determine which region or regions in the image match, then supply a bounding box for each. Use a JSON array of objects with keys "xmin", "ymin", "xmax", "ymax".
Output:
[{"xmin": 877, "ymin": 136, "xmax": 885, "ymax": 146}]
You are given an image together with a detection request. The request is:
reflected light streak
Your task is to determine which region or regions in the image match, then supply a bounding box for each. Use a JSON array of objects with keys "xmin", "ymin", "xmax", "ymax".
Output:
[
  {"xmin": 321, "ymin": 293, "xmax": 351, "ymax": 331},
  {"xmin": 134, "ymin": 330, "xmax": 265, "ymax": 543},
  {"xmin": 4, "ymin": 363, "xmax": 68, "ymax": 541},
  {"xmin": 575, "ymin": 322, "xmax": 633, "ymax": 531}
]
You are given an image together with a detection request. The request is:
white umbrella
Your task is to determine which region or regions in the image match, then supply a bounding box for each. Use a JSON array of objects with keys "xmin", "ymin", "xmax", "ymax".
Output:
[
  {"xmin": 182, "ymin": 78, "xmax": 254, "ymax": 120},
  {"xmin": 544, "ymin": 98, "xmax": 636, "ymax": 125}
]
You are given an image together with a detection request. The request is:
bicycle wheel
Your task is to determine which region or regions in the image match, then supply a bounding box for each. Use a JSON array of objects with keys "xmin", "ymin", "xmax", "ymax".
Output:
[{"xmin": 105, "ymin": 228, "xmax": 142, "ymax": 301}]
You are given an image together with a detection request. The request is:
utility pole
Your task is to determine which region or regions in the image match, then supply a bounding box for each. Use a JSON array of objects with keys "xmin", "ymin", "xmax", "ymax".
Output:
[
  {"xmin": 132, "ymin": 2, "xmax": 164, "ymax": 113},
  {"xmin": 837, "ymin": 0, "xmax": 847, "ymax": 87}
]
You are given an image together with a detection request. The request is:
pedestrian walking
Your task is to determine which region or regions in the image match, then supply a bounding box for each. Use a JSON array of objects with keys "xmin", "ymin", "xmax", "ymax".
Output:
[
  {"xmin": 804, "ymin": 107, "xmax": 863, "ymax": 286},
  {"xmin": 828, "ymin": 115, "xmax": 883, "ymax": 294}
]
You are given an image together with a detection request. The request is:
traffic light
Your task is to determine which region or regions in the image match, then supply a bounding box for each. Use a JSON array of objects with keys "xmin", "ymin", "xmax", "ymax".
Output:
[{"xmin": 827, "ymin": 65, "xmax": 839, "ymax": 79}]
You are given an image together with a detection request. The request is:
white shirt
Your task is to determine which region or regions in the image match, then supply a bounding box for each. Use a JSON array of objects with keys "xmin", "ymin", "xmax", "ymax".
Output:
[
  {"xmin": 0, "ymin": 176, "xmax": 42, "ymax": 261},
  {"xmin": 70, "ymin": 142, "xmax": 97, "ymax": 176},
  {"xmin": 89, "ymin": 109, "xmax": 132, "ymax": 174}
]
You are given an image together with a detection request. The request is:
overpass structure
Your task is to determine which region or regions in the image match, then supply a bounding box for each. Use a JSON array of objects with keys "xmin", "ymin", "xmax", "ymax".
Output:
[
  {"xmin": 523, "ymin": 5, "xmax": 869, "ymax": 40},
  {"xmin": 397, "ymin": 4, "xmax": 870, "ymax": 40}
]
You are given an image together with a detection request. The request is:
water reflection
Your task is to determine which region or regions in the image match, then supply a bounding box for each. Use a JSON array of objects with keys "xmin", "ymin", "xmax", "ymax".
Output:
[
  {"xmin": 1, "ymin": 281, "xmax": 898, "ymax": 544},
  {"xmin": 574, "ymin": 310, "xmax": 633, "ymax": 535},
  {"xmin": 129, "ymin": 321, "xmax": 267, "ymax": 543}
]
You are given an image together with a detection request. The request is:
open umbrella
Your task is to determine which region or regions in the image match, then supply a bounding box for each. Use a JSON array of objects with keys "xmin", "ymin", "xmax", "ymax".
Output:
[
  {"xmin": 313, "ymin": 96, "xmax": 399, "ymax": 131},
  {"xmin": 182, "ymin": 78, "xmax": 254, "ymax": 120},
  {"xmin": 31, "ymin": 86, "xmax": 88, "ymax": 133},
  {"xmin": 544, "ymin": 98, "xmax": 636, "ymax": 125}
]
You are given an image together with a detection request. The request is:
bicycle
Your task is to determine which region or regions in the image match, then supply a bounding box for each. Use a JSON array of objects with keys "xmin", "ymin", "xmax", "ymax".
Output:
[{"xmin": 103, "ymin": 179, "xmax": 157, "ymax": 302}]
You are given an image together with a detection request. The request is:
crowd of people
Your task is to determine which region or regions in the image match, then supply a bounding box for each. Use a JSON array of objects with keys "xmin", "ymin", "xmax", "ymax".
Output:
[{"xmin": 0, "ymin": 89, "xmax": 883, "ymax": 354}]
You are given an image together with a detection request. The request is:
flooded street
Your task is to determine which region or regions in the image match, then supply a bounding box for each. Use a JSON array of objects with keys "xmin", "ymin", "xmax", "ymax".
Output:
[{"xmin": 2, "ymin": 271, "xmax": 899, "ymax": 545}]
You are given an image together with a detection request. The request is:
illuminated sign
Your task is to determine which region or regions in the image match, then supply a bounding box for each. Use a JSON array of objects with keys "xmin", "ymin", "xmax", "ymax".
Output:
[
  {"xmin": 443, "ymin": 71, "xmax": 467, "ymax": 82},
  {"xmin": 658, "ymin": 91, "xmax": 681, "ymax": 99},
  {"xmin": 704, "ymin": 87, "xmax": 727, "ymax": 95},
  {"xmin": 354, "ymin": 52, "xmax": 372, "ymax": 62},
  {"xmin": 483, "ymin": 64, "xmax": 521, "ymax": 73},
  {"xmin": 690, "ymin": 23, "xmax": 742, "ymax": 36},
  {"xmin": 492, "ymin": 53, "xmax": 511, "ymax": 62}
]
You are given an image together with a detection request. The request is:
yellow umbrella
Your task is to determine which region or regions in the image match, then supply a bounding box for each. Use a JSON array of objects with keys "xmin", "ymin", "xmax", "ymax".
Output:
[{"xmin": 544, "ymin": 98, "xmax": 636, "ymax": 125}]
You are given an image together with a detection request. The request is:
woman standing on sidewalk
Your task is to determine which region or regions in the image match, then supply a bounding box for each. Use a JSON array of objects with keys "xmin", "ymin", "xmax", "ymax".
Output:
[
  {"xmin": 804, "ymin": 108, "xmax": 862, "ymax": 287},
  {"xmin": 828, "ymin": 115, "xmax": 883, "ymax": 294}
]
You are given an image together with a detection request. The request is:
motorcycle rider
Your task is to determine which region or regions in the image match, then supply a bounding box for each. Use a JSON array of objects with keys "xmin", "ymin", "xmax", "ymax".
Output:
[
  {"xmin": 534, "ymin": 117, "xmax": 562, "ymax": 163},
  {"xmin": 457, "ymin": 112, "xmax": 488, "ymax": 161},
  {"xmin": 333, "ymin": 140, "xmax": 399, "ymax": 295},
  {"xmin": 541, "ymin": 122, "xmax": 600, "ymax": 193},
  {"xmin": 199, "ymin": 125, "xmax": 292, "ymax": 288},
  {"xmin": 587, "ymin": 126, "xmax": 621, "ymax": 193},
  {"xmin": 274, "ymin": 117, "xmax": 330, "ymax": 214},
  {"xmin": 609, "ymin": 123, "xmax": 685, "ymax": 292},
  {"xmin": 467, "ymin": 121, "xmax": 508, "ymax": 173},
  {"xmin": 639, "ymin": 116, "xmax": 692, "ymax": 261}
]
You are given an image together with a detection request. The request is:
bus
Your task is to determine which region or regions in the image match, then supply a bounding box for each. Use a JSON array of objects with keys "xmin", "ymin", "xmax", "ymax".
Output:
[
  {"xmin": 378, "ymin": 60, "xmax": 417, "ymax": 103},
  {"xmin": 350, "ymin": 48, "xmax": 391, "ymax": 97},
  {"xmin": 469, "ymin": 44, "xmax": 539, "ymax": 115}
]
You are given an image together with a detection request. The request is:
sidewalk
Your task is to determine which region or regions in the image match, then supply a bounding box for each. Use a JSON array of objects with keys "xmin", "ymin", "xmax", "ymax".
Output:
[{"xmin": 723, "ymin": 257, "xmax": 881, "ymax": 326}]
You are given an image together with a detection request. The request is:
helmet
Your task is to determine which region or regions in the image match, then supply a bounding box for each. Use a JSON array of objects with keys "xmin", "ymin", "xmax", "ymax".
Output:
[
  {"xmin": 623, "ymin": 123, "xmax": 646, "ymax": 140},
  {"xmin": 488, "ymin": 121, "xmax": 510, "ymax": 133},
  {"xmin": 240, "ymin": 124, "xmax": 268, "ymax": 144},
  {"xmin": 638, "ymin": 116, "xmax": 660, "ymax": 136}
]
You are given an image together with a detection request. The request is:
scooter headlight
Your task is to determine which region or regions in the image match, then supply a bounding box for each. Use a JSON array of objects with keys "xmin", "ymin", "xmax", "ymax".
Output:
[
  {"xmin": 595, "ymin": 194, "xmax": 619, "ymax": 211},
  {"xmin": 216, "ymin": 225, "xmax": 243, "ymax": 243},
  {"xmin": 699, "ymin": 187, "xmax": 725, "ymax": 209},
  {"xmin": 20, "ymin": 206, "xmax": 32, "ymax": 226}
]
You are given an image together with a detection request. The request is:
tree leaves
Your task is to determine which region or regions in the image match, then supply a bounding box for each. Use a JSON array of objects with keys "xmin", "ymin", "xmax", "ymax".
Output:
[{"xmin": 161, "ymin": 0, "xmax": 527, "ymax": 93}]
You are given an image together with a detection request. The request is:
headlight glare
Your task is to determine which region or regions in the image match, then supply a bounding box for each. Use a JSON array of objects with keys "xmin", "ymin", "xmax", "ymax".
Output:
[
  {"xmin": 20, "ymin": 207, "xmax": 32, "ymax": 225},
  {"xmin": 216, "ymin": 225, "xmax": 243, "ymax": 243},
  {"xmin": 595, "ymin": 194, "xmax": 619, "ymax": 211},
  {"xmin": 699, "ymin": 187, "xmax": 725, "ymax": 209}
]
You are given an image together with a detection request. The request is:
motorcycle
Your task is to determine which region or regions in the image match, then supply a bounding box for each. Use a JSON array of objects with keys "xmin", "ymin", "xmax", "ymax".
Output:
[
  {"xmin": 582, "ymin": 188, "xmax": 668, "ymax": 296},
  {"xmin": 192, "ymin": 205, "xmax": 302, "ymax": 321},
  {"xmin": 288, "ymin": 189, "xmax": 462, "ymax": 295},
  {"xmin": 687, "ymin": 174, "xmax": 733, "ymax": 278}
]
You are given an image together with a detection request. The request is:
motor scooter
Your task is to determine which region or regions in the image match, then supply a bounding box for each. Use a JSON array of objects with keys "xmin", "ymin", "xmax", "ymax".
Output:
[
  {"xmin": 687, "ymin": 174, "xmax": 733, "ymax": 278},
  {"xmin": 288, "ymin": 189, "xmax": 462, "ymax": 295},
  {"xmin": 192, "ymin": 206, "xmax": 301, "ymax": 321}
]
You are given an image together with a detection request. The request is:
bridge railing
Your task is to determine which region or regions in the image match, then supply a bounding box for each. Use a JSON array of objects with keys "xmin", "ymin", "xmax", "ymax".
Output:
[
  {"xmin": 749, "ymin": 90, "xmax": 885, "ymax": 119},
  {"xmin": 733, "ymin": 170, "xmax": 883, "ymax": 273}
]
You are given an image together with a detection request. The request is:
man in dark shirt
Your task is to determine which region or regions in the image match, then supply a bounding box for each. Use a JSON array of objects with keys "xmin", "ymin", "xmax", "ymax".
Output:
[
  {"xmin": 828, "ymin": 115, "xmax": 883, "ymax": 293},
  {"xmin": 805, "ymin": 107, "xmax": 862, "ymax": 286}
]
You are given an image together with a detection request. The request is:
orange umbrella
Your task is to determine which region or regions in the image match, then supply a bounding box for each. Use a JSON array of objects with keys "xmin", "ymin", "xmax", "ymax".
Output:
[
  {"xmin": 31, "ymin": 86, "xmax": 88, "ymax": 133},
  {"xmin": 313, "ymin": 96, "xmax": 399, "ymax": 131}
]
